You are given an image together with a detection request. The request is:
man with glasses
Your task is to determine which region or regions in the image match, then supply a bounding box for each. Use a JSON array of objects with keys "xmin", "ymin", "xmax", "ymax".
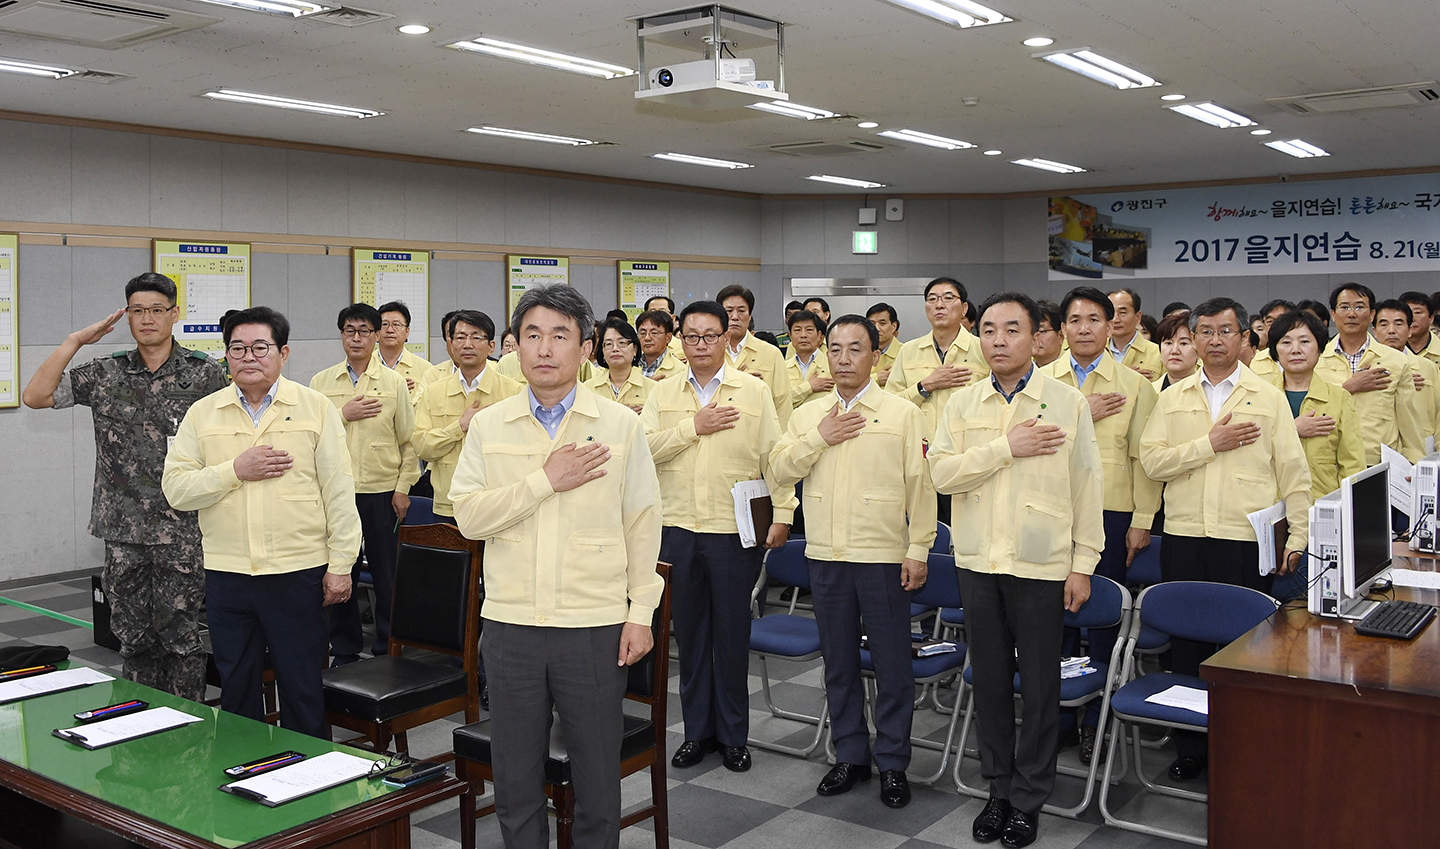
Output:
[
  {"xmin": 163, "ymin": 307, "xmax": 361, "ymax": 737},
  {"xmin": 23, "ymin": 272, "xmax": 227, "ymax": 700},
  {"xmin": 1033, "ymin": 300, "xmax": 1065, "ymax": 368},
  {"xmin": 414, "ymin": 310, "xmax": 523, "ymax": 522},
  {"xmin": 375, "ymin": 300, "xmax": 432, "ymax": 394},
  {"xmin": 1315, "ymin": 284, "xmax": 1427, "ymax": 464},
  {"xmin": 310, "ymin": 304, "xmax": 418, "ymax": 664},
  {"xmin": 636, "ymin": 309, "xmax": 687, "ymax": 381},
  {"xmin": 1139, "ymin": 297, "xmax": 1311, "ymax": 782},
  {"xmin": 718, "ymin": 284, "xmax": 791, "ymax": 428}
]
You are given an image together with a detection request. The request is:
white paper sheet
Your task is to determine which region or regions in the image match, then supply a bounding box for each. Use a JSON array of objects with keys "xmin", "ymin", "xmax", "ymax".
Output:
[
  {"xmin": 224, "ymin": 751, "xmax": 376, "ymax": 805},
  {"xmin": 1382, "ymin": 448, "xmax": 1413, "ymax": 517},
  {"xmin": 0, "ymin": 667, "xmax": 112, "ymax": 704},
  {"xmin": 1388, "ymin": 568, "xmax": 1440, "ymax": 589},
  {"xmin": 1144, "ymin": 685, "xmax": 1209, "ymax": 715},
  {"xmin": 1247, "ymin": 500, "xmax": 1287, "ymax": 576},
  {"xmin": 732, "ymin": 479, "xmax": 769, "ymax": 549},
  {"xmin": 56, "ymin": 706, "xmax": 202, "ymax": 748}
]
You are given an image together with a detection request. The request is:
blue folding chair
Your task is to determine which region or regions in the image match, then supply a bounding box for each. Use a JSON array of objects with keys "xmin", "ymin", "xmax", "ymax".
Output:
[
  {"xmin": 1126, "ymin": 533, "xmax": 1162, "ymax": 587},
  {"xmin": 747, "ymin": 539, "xmax": 828, "ymax": 757},
  {"xmin": 1098, "ymin": 581, "xmax": 1278, "ymax": 846},
  {"xmin": 953, "ymin": 575, "xmax": 1132, "ymax": 816}
]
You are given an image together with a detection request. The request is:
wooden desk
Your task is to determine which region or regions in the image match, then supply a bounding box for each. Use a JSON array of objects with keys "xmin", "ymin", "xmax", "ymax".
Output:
[
  {"xmin": 1202, "ymin": 549, "xmax": 1440, "ymax": 848},
  {"xmin": 0, "ymin": 667, "xmax": 464, "ymax": 849}
]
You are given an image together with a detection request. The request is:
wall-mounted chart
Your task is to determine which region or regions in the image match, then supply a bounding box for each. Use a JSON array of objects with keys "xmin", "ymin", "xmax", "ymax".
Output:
[
  {"xmin": 506, "ymin": 255, "xmax": 569, "ymax": 320},
  {"xmin": 353, "ymin": 248, "xmax": 430, "ymax": 362},
  {"xmin": 153, "ymin": 240, "xmax": 251, "ymax": 356},
  {"xmin": 0, "ymin": 233, "xmax": 17, "ymax": 408},
  {"xmin": 618, "ymin": 260, "xmax": 670, "ymax": 322}
]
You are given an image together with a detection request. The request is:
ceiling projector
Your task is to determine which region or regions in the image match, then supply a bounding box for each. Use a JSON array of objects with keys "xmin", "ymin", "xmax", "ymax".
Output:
[{"xmin": 649, "ymin": 57, "xmax": 756, "ymax": 89}]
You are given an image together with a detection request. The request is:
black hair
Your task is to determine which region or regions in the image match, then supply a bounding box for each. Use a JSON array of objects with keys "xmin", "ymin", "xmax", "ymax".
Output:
[
  {"xmin": 976, "ymin": 291, "xmax": 1042, "ymax": 333},
  {"xmin": 923, "ymin": 277, "xmax": 967, "ymax": 302},
  {"xmin": 1267, "ymin": 309, "xmax": 1331, "ymax": 361},
  {"xmin": 802, "ymin": 296, "xmax": 830, "ymax": 314},
  {"xmin": 1400, "ymin": 291, "xmax": 1435, "ymax": 316},
  {"xmin": 1375, "ymin": 299, "xmax": 1414, "ymax": 324},
  {"xmin": 1060, "ymin": 286, "xmax": 1115, "ymax": 322},
  {"xmin": 1108, "ymin": 287, "xmax": 1142, "ymax": 313},
  {"xmin": 1156, "ymin": 311, "xmax": 1192, "ymax": 344},
  {"xmin": 605, "ymin": 309, "xmax": 629, "ymax": 325},
  {"xmin": 1297, "ymin": 299, "xmax": 1331, "ymax": 325},
  {"xmin": 636, "ymin": 309, "xmax": 674, "ymax": 335},
  {"xmin": 678, "ymin": 300, "xmax": 729, "ymax": 335},
  {"xmin": 510, "ymin": 285, "xmax": 593, "ymax": 342},
  {"xmin": 500, "ymin": 327, "xmax": 516, "ymax": 343},
  {"xmin": 336, "ymin": 303, "xmax": 381, "ymax": 333},
  {"xmin": 1258, "ymin": 299, "xmax": 1297, "ymax": 321},
  {"xmin": 828, "ymin": 314, "xmax": 879, "ymax": 351},
  {"xmin": 1245, "ymin": 329, "xmax": 1260, "ymax": 348},
  {"xmin": 599, "ymin": 317, "xmax": 642, "ymax": 367},
  {"xmin": 644, "ymin": 295, "xmax": 675, "ymax": 313},
  {"xmin": 377, "ymin": 300, "xmax": 411, "ymax": 325},
  {"xmin": 715, "ymin": 284, "xmax": 755, "ymax": 311},
  {"xmin": 448, "ymin": 309, "xmax": 496, "ymax": 341},
  {"xmin": 1189, "ymin": 297, "xmax": 1249, "ymax": 331},
  {"xmin": 965, "ymin": 302, "xmax": 979, "ymax": 325},
  {"xmin": 440, "ymin": 310, "xmax": 460, "ymax": 340},
  {"xmin": 865, "ymin": 302, "xmax": 899, "ymax": 326},
  {"xmin": 1329, "ymin": 282, "xmax": 1376, "ymax": 311},
  {"xmin": 1036, "ymin": 300, "xmax": 1064, "ymax": 332},
  {"xmin": 124, "ymin": 272, "xmax": 178, "ymax": 304},
  {"xmin": 786, "ymin": 309, "xmax": 827, "ymax": 335},
  {"xmin": 223, "ymin": 306, "xmax": 290, "ymax": 348},
  {"xmin": 785, "ymin": 299, "xmax": 805, "ymax": 312},
  {"xmin": 1162, "ymin": 301, "xmax": 1191, "ymax": 316},
  {"xmin": 1140, "ymin": 313, "xmax": 1159, "ymax": 341},
  {"xmin": 754, "ymin": 331, "xmax": 782, "ymax": 350}
]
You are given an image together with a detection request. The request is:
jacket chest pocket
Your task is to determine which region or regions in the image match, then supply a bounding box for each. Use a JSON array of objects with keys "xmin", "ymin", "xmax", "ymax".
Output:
[
  {"xmin": 952, "ymin": 491, "xmax": 985, "ymax": 556},
  {"xmin": 1015, "ymin": 490, "xmax": 1072, "ymax": 566}
]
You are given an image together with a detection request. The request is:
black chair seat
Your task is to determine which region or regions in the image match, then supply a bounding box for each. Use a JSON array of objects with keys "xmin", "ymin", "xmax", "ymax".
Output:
[
  {"xmin": 323, "ymin": 655, "xmax": 468, "ymax": 723},
  {"xmin": 454, "ymin": 714, "xmax": 656, "ymax": 785}
]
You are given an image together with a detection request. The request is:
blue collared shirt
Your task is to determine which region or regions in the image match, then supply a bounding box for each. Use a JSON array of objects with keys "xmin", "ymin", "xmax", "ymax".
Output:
[
  {"xmin": 1069, "ymin": 353, "xmax": 1102, "ymax": 390},
  {"xmin": 346, "ymin": 362, "xmax": 362, "ymax": 387},
  {"xmin": 991, "ymin": 365, "xmax": 1035, "ymax": 404},
  {"xmin": 237, "ymin": 382, "xmax": 279, "ymax": 427},
  {"xmin": 529, "ymin": 385, "xmax": 578, "ymax": 438}
]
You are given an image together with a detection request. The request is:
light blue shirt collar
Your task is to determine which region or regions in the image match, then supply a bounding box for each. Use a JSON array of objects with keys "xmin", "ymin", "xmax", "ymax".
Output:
[
  {"xmin": 1069, "ymin": 353, "xmax": 1102, "ymax": 389},
  {"xmin": 236, "ymin": 381, "xmax": 279, "ymax": 427},
  {"xmin": 528, "ymin": 385, "xmax": 578, "ymax": 438}
]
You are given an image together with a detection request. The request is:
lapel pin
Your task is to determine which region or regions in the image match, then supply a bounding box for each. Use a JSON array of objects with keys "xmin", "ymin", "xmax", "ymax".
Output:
[{"xmin": 586, "ymin": 435, "xmax": 594, "ymax": 442}]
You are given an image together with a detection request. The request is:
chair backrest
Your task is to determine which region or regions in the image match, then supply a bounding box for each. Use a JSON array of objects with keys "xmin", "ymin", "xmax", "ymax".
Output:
[
  {"xmin": 1066, "ymin": 574, "xmax": 1130, "ymax": 631},
  {"xmin": 626, "ymin": 562, "xmax": 671, "ymax": 710},
  {"xmin": 389, "ymin": 524, "xmax": 482, "ymax": 659},
  {"xmin": 932, "ymin": 522, "xmax": 953, "ymax": 555},
  {"xmin": 762, "ymin": 538, "xmax": 811, "ymax": 591},
  {"xmin": 402, "ymin": 495, "xmax": 437, "ymax": 527},
  {"xmin": 1137, "ymin": 581, "xmax": 1278, "ymax": 646},
  {"xmin": 1127, "ymin": 534, "xmax": 1162, "ymax": 586},
  {"xmin": 912, "ymin": 552, "xmax": 961, "ymax": 610}
]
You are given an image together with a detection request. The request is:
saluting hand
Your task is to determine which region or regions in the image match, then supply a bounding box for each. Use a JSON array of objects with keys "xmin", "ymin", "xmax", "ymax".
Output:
[
  {"xmin": 694, "ymin": 400, "xmax": 739, "ymax": 435},
  {"xmin": 71, "ymin": 308, "xmax": 127, "ymax": 346},
  {"xmin": 817, "ymin": 404, "xmax": 866, "ymax": 446},
  {"xmin": 1209, "ymin": 412, "xmax": 1260, "ymax": 453},
  {"xmin": 1007, "ymin": 418, "xmax": 1066, "ymax": 457},
  {"xmin": 808, "ymin": 372, "xmax": 835, "ymax": 393},
  {"xmin": 1087, "ymin": 391, "xmax": 1126, "ymax": 422},
  {"xmin": 1344, "ymin": 366, "xmax": 1390, "ymax": 394},
  {"xmin": 234, "ymin": 445, "xmax": 292, "ymax": 481},
  {"xmin": 342, "ymin": 394, "xmax": 382, "ymax": 421},
  {"xmin": 459, "ymin": 396, "xmax": 485, "ymax": 432},
  {"xmin": 922, "ymin": 364, "xmax": 972, "ymax": 392},
  {"xmin": 1295, "ymin": 410, "xmax": 1336, "ymax": 438},
  {"xmin": 544, "ymin": 441, "xmax": 610, "ymax": 492}
]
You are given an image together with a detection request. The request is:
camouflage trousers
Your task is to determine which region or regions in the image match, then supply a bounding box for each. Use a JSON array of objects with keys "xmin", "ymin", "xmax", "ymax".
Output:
[{"xmin": 102, "ymin": 541, "xmax": 206, "ymax": 701}]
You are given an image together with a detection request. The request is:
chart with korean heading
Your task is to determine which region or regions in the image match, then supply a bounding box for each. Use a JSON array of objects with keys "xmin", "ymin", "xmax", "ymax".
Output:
[
  {"xmin": 618, "ymin": 260, "xmax": 670, "ymax": 322},
  {"xmin": 506, "ymin": 255, "xmax": 569, "ymax": 320},
  {"xmin": 353, "ymin": 248, "xmax": 430, "ymax": 362},
  {"xmin": 0, "ymin": 233, "xmax": 17, "ymax": 408},
  {"xmin": 153, "ymin": 241, "xmax": 251, "ymax": 355}
]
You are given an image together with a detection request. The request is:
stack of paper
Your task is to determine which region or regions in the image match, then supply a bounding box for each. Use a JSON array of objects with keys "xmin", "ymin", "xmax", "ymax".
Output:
[
  {"xmin": 1383, "ymin": 448, "xmax": 1412, "ymax": 517},
  {"xmin": 1144, "ymin": 684, "xmax": 1209, "ymax": 715},
  {"xmin": 54, "ymin": 706, "xmax": 202, "ymax": 749},
  {"xmin": 732, "ymin": 479, "xmax": 770, "ymax": 549},
  {"xmin": 1246, "ymin": 500, "xmax": 1288, "ymax": 576},
  {"xmin": 1061, "ymin": 657, "xmax": 1097, "ymax": 679},
  {"xmin": 222, "ymin": 751, "xmax": 377, "ymax": 806},
  {"xmin": 0, "ymin": 667, "xmax": 112, "ymax": 704}
]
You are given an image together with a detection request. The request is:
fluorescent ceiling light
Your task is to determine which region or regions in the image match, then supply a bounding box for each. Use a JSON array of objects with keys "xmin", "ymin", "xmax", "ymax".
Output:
[
  {"xmin": 1022, "ymin": 37, "xmax": 1053, "ymax": 47},
  {"xmin": 857, "ymin": 121, "xmax": 879, "ymax": 129},
  {"xmin": 1265, "ymin": 138, "xmax": 1329, "ymax": 158},
  {"xmin": 1012, "ymin": 158, "xmax": 1086, "ymax": 174},
  {"xmin": 652, "ymin": 152, "xmax": 753, "ymax": 170},
  {"xmin": 446, "ymin": 37, "xmax": 634, "ymax": 79},
  {"xmin": 1038, "ymin": 48, "xmax": 1159, "ymax": 89},
  {"xmin": 1250, "ymin": 128, "xmax": 1272, "ymax": 136},
  {"xmin": 807, "ymin": 175, "xmax": 888, "ymax": 189},
  {"xmin": 465, "ymin": 126, "xmax": 594, "ymax": 145},
  {"xmin": 877, "ymin": 128, "xmax": 975, "ymax": 150},
  {"xmin": 746, "ymin": 100, "xmax": 838, "ymax": 120},
  {"xmin": 397, "ymin": 24, "xmax": 431, "ymax": 35},
  {"xmin": 1167, "ymin": 101, "xmax": 1256, "ymax": 128},
  {"xmin": 878, "ymin": 0, "xmax": 1012, "ymax": 28},
  {"xmin": 188, "ymin": 0, "xmax": 330, "ymax": 16},
  {"xmin": 202, "ymin": 89, "xmax": 383, "ymax": 118},
  {"xmin": 983, "ymin": 149, "xmax": 1003, "ymax": 155},
  {"xmin": 1160, "ymin": 93, "xmax": 1186, "ymax": 101},
  {"xmin": 0, "ymin": 57, "xmax": 77, "ymax": 78}
]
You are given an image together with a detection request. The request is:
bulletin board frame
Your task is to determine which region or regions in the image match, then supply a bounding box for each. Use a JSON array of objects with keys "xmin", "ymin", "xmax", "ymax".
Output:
[
  {"xmin": 506, "ymin": 255, "xmax": 569, "ymax": 320},
  {"xmin": 352, "ymin": 247, "xmax": 431, "ymax": 362},
  {"xmin": 152, "ymin": 240, "xmax": 252, "ymax": 357},
  {"xmin": 0, "ymin": 232, "xmax": 17, "ymax": 408},
  {"xmin": 617, "ymin": 260, "xmax": 671, "ymax": 322}
]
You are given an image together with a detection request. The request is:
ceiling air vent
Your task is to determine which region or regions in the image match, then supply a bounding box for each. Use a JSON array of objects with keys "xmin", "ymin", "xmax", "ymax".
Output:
[
  {"xmin": 307, "ymin": 5, "xmax": 391, "ymax": 26},
  {"xmin": 0, "ymin": 0, "xmax": 219, "ymax": 48},
  {"xmin": 1267, "ymin": 82, "xmax": 1440, "ymax": 114},
  {"xmin": 765, "ymin": 138, "xmax": 892, "ymax": 157},
  {"xmin": 70, "ymin": 67, "xmax": 131, "ymax": 83}
]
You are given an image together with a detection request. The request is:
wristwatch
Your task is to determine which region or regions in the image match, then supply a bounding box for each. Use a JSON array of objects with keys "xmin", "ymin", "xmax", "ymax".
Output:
[{"xmin": 917, "ymin": 381, "xmax": 931, "ymax": 400}]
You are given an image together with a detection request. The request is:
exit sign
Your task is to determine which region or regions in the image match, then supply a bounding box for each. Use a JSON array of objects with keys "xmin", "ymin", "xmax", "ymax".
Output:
[{"xmin": 852, "ymin": 231, "xmax": 878, "ymax": 254}]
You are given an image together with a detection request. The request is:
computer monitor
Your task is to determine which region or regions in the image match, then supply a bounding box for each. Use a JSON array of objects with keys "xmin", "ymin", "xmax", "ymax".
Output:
[{"xmin": 1309, "ymin": 462, "xmax": 1393, "ymax": 619}]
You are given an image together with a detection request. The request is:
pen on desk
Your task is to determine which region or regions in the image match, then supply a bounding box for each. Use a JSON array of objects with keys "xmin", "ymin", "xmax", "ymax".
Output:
[
  {"xmin": 0, "ymin": 664, "xmax": 55, "ymax": 681},
  {"xmin": 74, "ymin": 700, "xmax": 144, "ymax": 721},
  {"xmin": 239, "ymin": 753, "xmax": 304, "ymax": 774}
]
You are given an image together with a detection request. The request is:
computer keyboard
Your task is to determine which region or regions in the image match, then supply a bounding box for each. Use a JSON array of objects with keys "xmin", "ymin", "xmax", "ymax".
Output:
[{"xmin": 1354, "ymin": 599, "xmax": 1438, "ymax": 640}]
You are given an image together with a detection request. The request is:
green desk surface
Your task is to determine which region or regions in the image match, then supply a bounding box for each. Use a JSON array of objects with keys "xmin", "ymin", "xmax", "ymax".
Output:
[{"xmin": 0, "ymin": 662, "xmax": 415, "ymax": 848}]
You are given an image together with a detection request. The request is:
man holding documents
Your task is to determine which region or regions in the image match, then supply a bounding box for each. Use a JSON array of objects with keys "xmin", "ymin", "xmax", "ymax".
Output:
[
  {"xmin": 1139, "ymin": 297, "xmax": 1311, "ymax": 782},
  {"xmin": 769, "ymin": 315, "xmax": 934, "ymax": 808},
  {"xmin": 448, "ymin": 285, "xmax": 662, "ymax": 849},
  {"xmin": 641, "ymin": 300, "xmax": 795, "ymax": 773}
]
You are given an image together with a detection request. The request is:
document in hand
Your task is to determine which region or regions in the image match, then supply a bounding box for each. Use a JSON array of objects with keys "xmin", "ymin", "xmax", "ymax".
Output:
[
  {"xmin": 732, "ymin": 479, "xmax": 772, "ymax": 549},
  {"xmin": 1382, "ymin": 447, "xmax": 1412, "ymax": 517},
  {"xmin": 1246, "ymin": 500, "xmax": 1287, "ymax": 576},
  {"xmin": 0, "ymin": 666, "xmax": 112, "ymax": 704},
  {"xmin": 53, "ymin": 706, "xmax": 202, "ymax": 749},
  {"xmin": 221, "ymin": 751, "xmax": 377, "ymax": 806}
]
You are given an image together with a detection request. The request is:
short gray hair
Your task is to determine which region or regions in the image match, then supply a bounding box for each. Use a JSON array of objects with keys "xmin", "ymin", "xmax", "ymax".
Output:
[
  {"xmin": 509, "ymin": 285, "xmax": 595, "ymax": 343},
  {"xmin": 1189, "ymin": 297, "xmax": 1248, "ymax": 332}
]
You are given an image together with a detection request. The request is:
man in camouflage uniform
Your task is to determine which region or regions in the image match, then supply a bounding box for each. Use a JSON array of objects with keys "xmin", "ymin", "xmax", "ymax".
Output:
[{"xmin": 22, "ymin": 272, "xmax": 227, "ymax": 700}]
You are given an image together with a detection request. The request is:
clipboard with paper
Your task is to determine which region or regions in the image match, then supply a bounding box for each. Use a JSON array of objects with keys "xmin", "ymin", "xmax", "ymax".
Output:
[{"xmin": 732, "ymin": 479, "xmax": 772, "ymax": 549}]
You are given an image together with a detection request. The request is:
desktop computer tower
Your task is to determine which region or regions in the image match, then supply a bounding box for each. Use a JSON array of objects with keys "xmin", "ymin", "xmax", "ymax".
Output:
[
  {"xmin": 1410, "ymin": 452, "xmax": 1440, "ymax": 553},
  {"xmin": 1308, "ymin": 491, "xmax": 1343, "ymax": 617}
]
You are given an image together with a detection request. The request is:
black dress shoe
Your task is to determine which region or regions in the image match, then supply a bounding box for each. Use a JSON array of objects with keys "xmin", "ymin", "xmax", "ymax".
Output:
[
  {"xmin": 1058, "ymin": 728, "xmax": 1080, "ymax": 750},
  {"xmin": 816, "ymin": 763, "xmax": 871, "ymax": 796},
  {"xmin": 720, "ymin": 745, "xmax": 752, "ymax": 772},
  {"xmin": 1079, "ymin": 725, "xmax": 1097, "ymax": 766},
  {"xmin": 480, "ymin": 685, "xmax": 489, "ymax": 712},
  {"xmin": 972, "ymin": 796, "xmax": 1012, "ymax": 843},
  {"xmin": 1000, "ymin": 808, "xmax": 1038, "ymax": 848},
  {"xmin": 1168, "ymin": 755, "xmax": 1207, "ymax": 782},
  {"xmin": 879, "ymin": 770, "xmax": 910, "ymax": 808},
  {"xmin": 671, "ymin": 738, "xmax": 717, "ymax": 768}
]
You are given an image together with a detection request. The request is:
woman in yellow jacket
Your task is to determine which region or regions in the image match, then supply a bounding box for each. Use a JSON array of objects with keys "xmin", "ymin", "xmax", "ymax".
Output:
[
  {"xmin": 584, "ymin": 317, "xmax": 653, "ymax": 413},
  {"xmin": 1268, "ymin": 309, "xmax": 1365, "ymax": 501}
]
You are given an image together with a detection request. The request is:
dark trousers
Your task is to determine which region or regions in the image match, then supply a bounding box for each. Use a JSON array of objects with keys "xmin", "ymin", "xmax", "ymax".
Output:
[
  {"xmin": 1161, "ymin": 534, "xmax": 1270, "ymax": 759},
  {"xmin": 1062, "ymin": 510, "xmax": 1132, "ymax": 728},
  {"xmin": 662, "ymin": 527, "xmax": 762, "ymax": 746},
  {"xmin": 937, "ymin": 493, "xmax": 952, "ymax": 527},
  {"xmin": 206, "ymin": 566, "xmax": 329, "ymax": 738},
  {"xmin": 956, "ymin": 570, "xmax": 1066, "ymax": 815},
  {"xmin": 483, "ymin": 621, "xmax": 627, "ymax": 849},
  {"xmin": 810, "ymin": 559, "xmax": 915, "ymax": 771},
  {"xmin": 330, "ymin": 492, "xmax": 400, "ymax": 660}
]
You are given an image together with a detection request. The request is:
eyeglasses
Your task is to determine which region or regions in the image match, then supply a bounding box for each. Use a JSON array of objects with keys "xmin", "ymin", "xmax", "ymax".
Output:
[
  {"xmin": 1334, "ymin": 304, "xmax": 1369, "ymax": 314},
  {"xmin": 602, "ymin": 340, "xmax": 635, "ymax": 350},
  {"xmin": 380, "ymin": 321, "xmax": 408, "ymax": 330},
  {"xmin": 925, "ymin": 293, "xmax": 962, "ymax": 305},
  {"xmin": 1195, "ymin": 327, "xmax": 1240, "ymax": 339},
  {"xmin": 226, "ymin": 341, "xmax": 274, "ymax": 359},
  {"xmin": 636, "ymin": 329, "xmax": 668, "ymax": 338},
  {"xmin": 452, "ymin": 333, "xmax": 490, "ymax": 344},
  {"xmin": 681, "ymin": 333, "xmax": 725, "ymax": 345},
  {"xmin": 341, "ymin": 327, "xmax": 375, "ymax": 338},
  {"xmin": 127, "ymin": 305, "xmax": 174, "ymax": 318},
  {"xmin": 367, "ymin": 752, "xmax": 413, "ymax": 778}
]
